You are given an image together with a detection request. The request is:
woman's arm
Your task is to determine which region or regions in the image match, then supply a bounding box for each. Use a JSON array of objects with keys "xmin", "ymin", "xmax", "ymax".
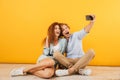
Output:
[
  {"xmin": 45, "ymin": 36, "xmax": 49, "ymax": 48},
  {"xmin": 43, "ymin": 36, "xmax": 50, "ymax": 55}
]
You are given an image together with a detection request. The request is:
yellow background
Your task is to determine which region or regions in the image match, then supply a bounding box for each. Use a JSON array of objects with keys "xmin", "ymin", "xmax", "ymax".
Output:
[{"xmin": 0, "ymin": 0, "xmax": 120, "ymax": 66}]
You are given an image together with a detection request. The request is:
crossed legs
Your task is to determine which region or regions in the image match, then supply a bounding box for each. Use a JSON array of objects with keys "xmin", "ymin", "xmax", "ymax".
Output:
[
  {"xmin": 53, "ymin": 49, "xmax": 95, "ymax": 74},
  {"xmin": 68, "ymin": 49, "xmax": 95, "ymax": 74},
  {"xmin": 23, "ymin": 58, "xmax": 55, "ymax": 78}
]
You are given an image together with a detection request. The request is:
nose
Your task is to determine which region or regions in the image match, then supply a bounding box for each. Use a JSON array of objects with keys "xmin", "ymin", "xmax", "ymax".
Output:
[
  {"xmin": 65, "ymin": 29, "xmax": 67, "ymax": 32},
  {"xmin": 57, "ymin": 29, "xmax": 60, "ymax": 31}
]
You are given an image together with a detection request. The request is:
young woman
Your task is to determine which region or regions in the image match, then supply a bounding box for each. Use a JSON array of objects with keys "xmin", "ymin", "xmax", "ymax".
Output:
[{"xmin": 10, "ymin": 22, "xmax": 67, "ymax": 78}]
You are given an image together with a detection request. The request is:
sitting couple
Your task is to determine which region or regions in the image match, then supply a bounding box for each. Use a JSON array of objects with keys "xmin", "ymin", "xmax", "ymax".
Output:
[{"xmin": 10, "ymin": 15, "xmax": 95, "ymax": 79}]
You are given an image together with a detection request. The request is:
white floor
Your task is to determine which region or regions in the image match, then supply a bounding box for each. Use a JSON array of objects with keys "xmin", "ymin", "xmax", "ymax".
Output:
[{"xmin": 0, "ymin": 64, "xmax": 120, "ymax": 80}]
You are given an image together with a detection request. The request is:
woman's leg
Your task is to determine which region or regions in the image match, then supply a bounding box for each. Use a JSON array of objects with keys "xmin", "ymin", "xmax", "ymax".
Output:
[
  {"xmin": 23, "ymin": 58, "xmax": 55, "ymax": 74},
  {"xmin": 32, "ymin": 67, "xmax": 55, "ymax": 79}
]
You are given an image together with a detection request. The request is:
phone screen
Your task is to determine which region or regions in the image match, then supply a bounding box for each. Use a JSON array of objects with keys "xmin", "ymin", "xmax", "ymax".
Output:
[{"xmin": 86, "ymin": 15, "xmax": 93, "ymax": 20}]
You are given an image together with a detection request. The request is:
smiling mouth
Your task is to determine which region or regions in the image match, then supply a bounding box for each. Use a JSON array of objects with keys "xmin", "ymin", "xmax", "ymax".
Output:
[
  {"xmin": 56, "ymin": 32, "xmax": 60, "ymax": 34},
  {"xmin": 65, "ymin": 32, "xmax": 69, "ymax": 35}
]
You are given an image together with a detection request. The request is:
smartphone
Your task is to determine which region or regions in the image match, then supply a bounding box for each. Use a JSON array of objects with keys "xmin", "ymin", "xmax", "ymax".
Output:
[{"xmin": 86, "ymin": 15, "xmax": 93, "ymax": 20}]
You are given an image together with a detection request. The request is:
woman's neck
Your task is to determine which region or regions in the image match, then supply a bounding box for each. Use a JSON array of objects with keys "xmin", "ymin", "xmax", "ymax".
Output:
[{"xmin": 53, "ymin": 38, "xmax": 58, "ymax": 46}]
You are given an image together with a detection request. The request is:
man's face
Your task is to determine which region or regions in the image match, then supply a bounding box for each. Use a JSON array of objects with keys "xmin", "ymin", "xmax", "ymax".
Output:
[{"xmin": 61, "ymin": 25, "xmax": 70, "ymax": 38}]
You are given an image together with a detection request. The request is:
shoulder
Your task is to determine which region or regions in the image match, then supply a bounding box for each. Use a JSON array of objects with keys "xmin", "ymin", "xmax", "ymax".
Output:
[
  {"xmin": 59, "ymin": 38, "xmax": 67, "ymax": 41},
  {"xmin": 59, "ymin": 38, "xmax": 67, "ymax": 50},
  {"xmin": 59, "ymin": 38, "xmax": 67, "ymax": 43}
]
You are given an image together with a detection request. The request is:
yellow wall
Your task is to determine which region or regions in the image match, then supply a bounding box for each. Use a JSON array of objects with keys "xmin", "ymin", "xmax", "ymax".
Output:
[{"xmin": 0, "ymin": 0, "xmax": 120, "ymax": 66}]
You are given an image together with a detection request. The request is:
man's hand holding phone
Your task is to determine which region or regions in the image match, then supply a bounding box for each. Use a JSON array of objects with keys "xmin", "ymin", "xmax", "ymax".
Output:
[{"xmin": 86, "ymin": 15, "xmax": 95, "ymax": 22}]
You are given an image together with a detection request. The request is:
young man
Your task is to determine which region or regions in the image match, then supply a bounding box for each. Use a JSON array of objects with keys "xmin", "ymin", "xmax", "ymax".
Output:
[{"xmin": 53, "ymin": 15, "xmax": 95, "ymax": 76}]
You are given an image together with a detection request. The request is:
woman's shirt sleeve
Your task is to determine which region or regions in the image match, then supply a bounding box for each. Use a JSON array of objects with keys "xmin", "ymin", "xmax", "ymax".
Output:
[
  {"xmin": 61, "ymin": 38, "xmax": 67, "ymax": 54},
  {"xmin": 43, "ymin": 47, "xmax": 50, "ymax": 56}
]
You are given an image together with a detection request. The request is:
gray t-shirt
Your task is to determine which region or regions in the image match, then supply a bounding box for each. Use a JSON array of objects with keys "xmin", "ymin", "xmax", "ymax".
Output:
[{"xmin": 67, "ymin": 29, "xmax": 87, "ymax": 58}]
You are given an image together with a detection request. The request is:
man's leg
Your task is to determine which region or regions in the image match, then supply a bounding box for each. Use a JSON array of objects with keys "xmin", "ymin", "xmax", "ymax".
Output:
[
  {"xmin": 55, "ymin": 49, "xmax": 95, "ymax": 76},
  {"xmin": 68, "ymin": 49, "xmax": 95, "ymax": 74},
  {"xmin": 53, "ymin": 52, "xmax": 73, "ymax": 68}
]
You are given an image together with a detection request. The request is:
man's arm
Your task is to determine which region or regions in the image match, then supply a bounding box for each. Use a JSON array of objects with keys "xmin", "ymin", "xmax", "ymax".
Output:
[{"xmin": 84, "ymin": 15, "xmax": 95, "ymax": 33}]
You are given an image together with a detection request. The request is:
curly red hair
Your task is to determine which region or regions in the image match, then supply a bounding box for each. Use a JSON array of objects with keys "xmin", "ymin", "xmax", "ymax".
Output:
[{"xmin": 47, "ymin": 22, "xmax": 61, "ymax": 47}]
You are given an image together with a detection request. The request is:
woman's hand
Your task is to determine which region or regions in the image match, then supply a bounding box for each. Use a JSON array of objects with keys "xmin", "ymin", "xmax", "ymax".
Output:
[{"xmin": 45, "ymin": 36, "xmax": 49, "ymax": 48}]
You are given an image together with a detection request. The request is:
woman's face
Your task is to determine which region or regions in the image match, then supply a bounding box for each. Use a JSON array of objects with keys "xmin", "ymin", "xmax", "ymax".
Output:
[{"xmin": 54, "ymin": 25, "xmax": 61, "ymax": 38}]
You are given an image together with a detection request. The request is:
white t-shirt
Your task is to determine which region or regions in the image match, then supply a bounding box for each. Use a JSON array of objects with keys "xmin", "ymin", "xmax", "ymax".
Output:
[{"xmin": 53, "ymin": 43, "xmax": 60, "ymax": 52}]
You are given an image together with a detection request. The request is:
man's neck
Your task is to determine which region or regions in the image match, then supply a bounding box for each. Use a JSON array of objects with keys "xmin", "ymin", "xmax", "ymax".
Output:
[
  {"xmin": 66, "ymin": 37, "xmax": 69, "ymax": 41},
  {"xmin": 65, "ymin": 34, "xmax": 71, "ymax": 41}
]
